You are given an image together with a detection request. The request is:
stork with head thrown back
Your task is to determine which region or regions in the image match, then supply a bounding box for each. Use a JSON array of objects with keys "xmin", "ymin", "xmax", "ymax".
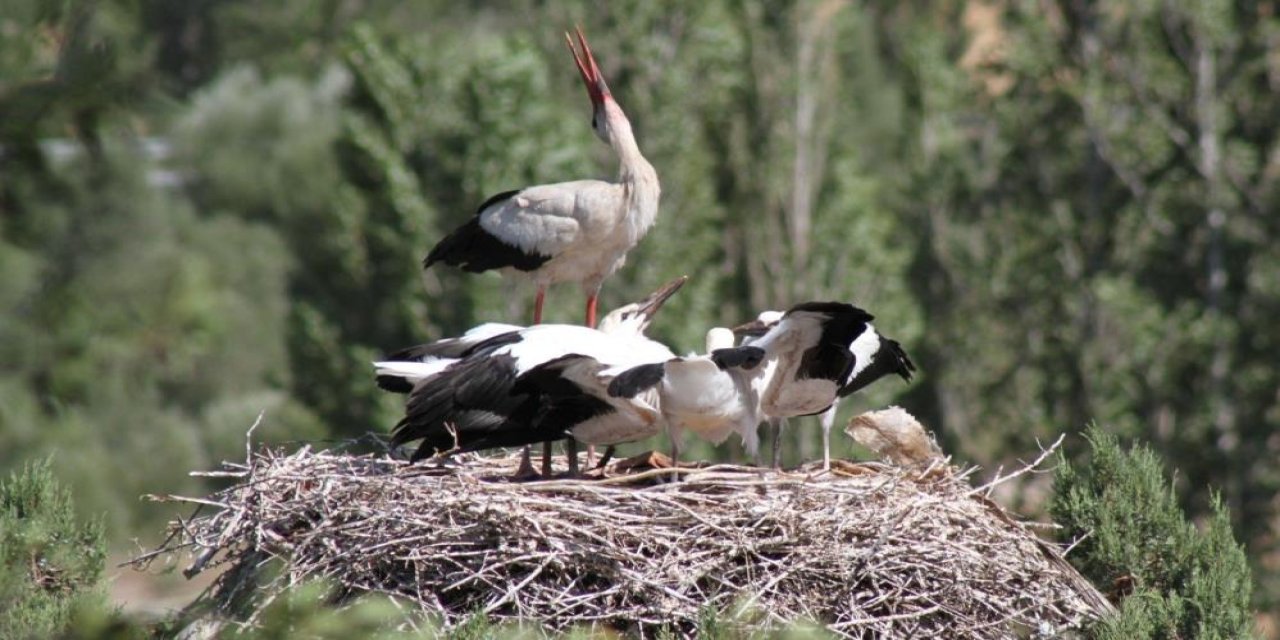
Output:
[{"xmin": 424, "ymin": 27, "xmax": 660, "ymax": 330}]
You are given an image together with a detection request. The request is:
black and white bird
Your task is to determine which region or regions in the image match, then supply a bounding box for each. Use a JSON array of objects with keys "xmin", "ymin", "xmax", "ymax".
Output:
[
  {"xmin": 733, "ymin": 302, "xmax": 916, "ymax": 470},
  {"xmin": 380, "ymin": 277, "xmax": 684, "ymax": 476},
  {"xmin": 373, "ymin": 322, "xmax": 522, "ymax": 394},
  {"xmin": 607, "ymin": 328, "xmax": 766, "ymax": 467},
  {"xmin": 423, "ymin": 27, "xmax": 659, "ymax": 330}
]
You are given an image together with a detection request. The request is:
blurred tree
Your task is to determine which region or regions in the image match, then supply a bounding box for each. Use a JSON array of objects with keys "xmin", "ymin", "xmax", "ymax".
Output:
[
  {"xmin": 934, "ymin": 0, "xmax": 1280, "ymax": 606},
  {"xmin": 1, "ymin": 3, "xmax": 324, "ymax": 535}
]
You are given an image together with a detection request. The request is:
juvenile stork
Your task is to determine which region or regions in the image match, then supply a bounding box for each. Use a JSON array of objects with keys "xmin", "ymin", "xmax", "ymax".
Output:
[
  {"xmin": 608, "ymin": 328, "xmax": 766, "ymax": 467},
  {"xmin": 733, "ymin": 302, "xmax": 916, "ymax": 470},
  {"xmin": 382, "ymin": 278, "xmax": 684, "ymax": 476},
  {"xmin": 424, "ymin": 27, "xmax": 660, "ymax": 330}
]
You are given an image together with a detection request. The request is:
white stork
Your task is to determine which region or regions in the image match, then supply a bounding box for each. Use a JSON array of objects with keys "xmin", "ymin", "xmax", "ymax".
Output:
[
  {"xmin": 423, "ymin": 27, "xmax": 659, "ymax": 330},
  {"xmin": 381, "ymin": 277, "xmax": 684, "ymax": 476},
  {"xmin": 607, "ymin": 328, "xmax": 766, "ymax": 467},
  {"xmin": 733, "ymin": 302, "xmax": 916, "ymax": 470}
]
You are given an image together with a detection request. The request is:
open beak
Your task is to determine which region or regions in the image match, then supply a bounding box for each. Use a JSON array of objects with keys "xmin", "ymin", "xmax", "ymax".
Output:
[
  {"xmin": 635, "ymin": 275, "xmax": 688, "ymax": 319},
  {"xmin": 731, "ymin": 318, "xmax": 773, "ymax": 339},
  {"xmin": 565, "ymin": 25, "xmax": 611, "ymax": 107}
]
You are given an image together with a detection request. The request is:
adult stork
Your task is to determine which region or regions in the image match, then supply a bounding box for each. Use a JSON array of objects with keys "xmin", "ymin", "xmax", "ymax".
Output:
[
  {"xmin": 424, "ymin": 27, "xmax": 660, "ymax": 330},
  {"xmin": 382, "ymin": 277, "xmax": 684, "ymax": 476},
  {"xmin": 733, "ymin": 302, "xmax": 916, "ymax": 470},
  {"xmin": 607, "ymin": 328, "xmax": 766, "ymax": 467}
]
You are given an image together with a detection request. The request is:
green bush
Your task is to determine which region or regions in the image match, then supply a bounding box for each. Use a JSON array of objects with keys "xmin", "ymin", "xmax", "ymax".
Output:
[
  {"xmin": 1052, "ymin": 427, "xmax": 1254, "ymax": 639},
  {"xmin": 0, "ymin": 459, "xmax": 107, "ymax": 639}
]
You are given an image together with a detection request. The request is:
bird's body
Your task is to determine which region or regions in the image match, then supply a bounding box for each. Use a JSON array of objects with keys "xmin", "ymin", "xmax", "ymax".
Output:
[
  {"xmin": 380, "ymin": 278, "xmax": 685, "ymax": 471},
  {"xmin": 733, "ymin": 303, "xmax": 916, "ymax": 470},
  {"xmin": 389, "ymin": 323, "xmax": 675, "ymax": 463},
  {"xmin": 609, "ymin": 328, "xmax": 766, "ymax": 465},
  {"xmin": 424, "ymin": 28, "xmax": 659, "ymax": 328},
  {"xmin": 523, "ymin": 355, "xmax": 666, "ymax": 446}
]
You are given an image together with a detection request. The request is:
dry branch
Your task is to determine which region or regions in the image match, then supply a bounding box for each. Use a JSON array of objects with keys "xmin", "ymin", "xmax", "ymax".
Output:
[{"xmin": 135, "ymin": 440, "xmax": 1113, "ymax": 638}]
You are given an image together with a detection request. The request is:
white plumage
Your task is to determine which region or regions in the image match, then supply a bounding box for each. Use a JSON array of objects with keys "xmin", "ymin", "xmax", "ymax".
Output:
[{"xmin": 656, "ymin": 328, "xmax": 762, "ymax": 463}]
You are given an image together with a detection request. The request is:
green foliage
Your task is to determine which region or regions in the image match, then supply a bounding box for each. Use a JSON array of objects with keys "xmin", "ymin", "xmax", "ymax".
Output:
[
  {"xmin": 1052, "ymin": 427, "xmax": 1254, "ymax": 639},
  {"xmin": 0, "ymin": 459, "xmax": 106, "ymax": 639}
]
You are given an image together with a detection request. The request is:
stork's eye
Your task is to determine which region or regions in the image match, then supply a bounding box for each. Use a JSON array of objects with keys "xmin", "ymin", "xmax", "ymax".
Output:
[{"xmin": 591, "ymin": 114, "xmax": 598, "ymax": 129}]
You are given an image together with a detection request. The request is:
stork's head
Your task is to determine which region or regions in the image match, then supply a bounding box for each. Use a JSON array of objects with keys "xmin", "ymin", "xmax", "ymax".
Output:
[
  {"xmin": 731, "ymin": 310, "xmax": 785, "ymax": 341},
  {"xmin": 566, "ymin": 26, "xmax": 629, "ymax": 145},
  {"xmin": 597, "ymin": 275, "xmax": 688, "ymax": 336}
]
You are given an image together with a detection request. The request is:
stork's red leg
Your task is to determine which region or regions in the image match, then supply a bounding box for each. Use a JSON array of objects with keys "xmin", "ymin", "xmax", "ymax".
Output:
[
  {"xmin": 583, "ymin": 290, "xmax": 601, "ymax": 465},
  {"xmin": 522, "ymin": 286, "xmax": 550, "ymax": 477},
  {"xmin": 585, "ymin": 292, "xmax": 599, "ymax": 329},
  {"xmin": 533, "ymin": 286, "xmax": 547, "ymax": 325}
]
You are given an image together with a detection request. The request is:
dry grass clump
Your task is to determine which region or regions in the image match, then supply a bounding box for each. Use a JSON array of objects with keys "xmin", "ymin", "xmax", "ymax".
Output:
[{"xmin": 135, "ymin": 434, "xmax": 1113, "ymax": 638}]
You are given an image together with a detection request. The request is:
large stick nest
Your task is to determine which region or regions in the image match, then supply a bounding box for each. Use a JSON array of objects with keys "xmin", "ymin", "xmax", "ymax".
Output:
[{"xmin": 139, "ymin": 436, "xmax": 1113, "ymax": 638}]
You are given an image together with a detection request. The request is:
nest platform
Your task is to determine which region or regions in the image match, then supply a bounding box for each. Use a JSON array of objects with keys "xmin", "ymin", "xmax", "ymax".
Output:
[{"xmin": 138, "ymin": 443, "xmax": 1113, "ymax": 638}]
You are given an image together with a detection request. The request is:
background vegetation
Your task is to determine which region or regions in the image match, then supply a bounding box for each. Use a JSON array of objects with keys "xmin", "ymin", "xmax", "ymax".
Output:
[{"xmin": 1, "ymin": 0, "xmax": 1276, "ymax": 634}]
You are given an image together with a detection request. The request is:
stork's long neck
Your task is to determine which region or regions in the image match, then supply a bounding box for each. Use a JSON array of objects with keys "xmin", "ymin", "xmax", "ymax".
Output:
[{"xmin": 611, "ymin": 120, "xmax": 660, "ymax": 238}]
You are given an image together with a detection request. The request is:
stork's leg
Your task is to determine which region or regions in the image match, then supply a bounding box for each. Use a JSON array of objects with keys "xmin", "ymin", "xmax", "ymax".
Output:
[
  {"xmin": 771, "ymin": 417, "xmax": 787, "ymax": 469},
  {"xmin": 565, "ymin": 438, "xmax": 580, "ymax": 477},
  {"xmin": 745, "ymin": 428, "xmax": 762, "ymax": 467},
  {"xmin": 584, "ymin": 292, "xmax": 599, "ymax": 329},
  {"xmin": 541, "ymin": 441, "xmax": 555, "ymax": 478},
  {"xmin": 667, "ymin": 428, "xmax": 684, "ymax": 483},
  {"xmin": 819, "ymin": 403, "xmax": 838, "ymax": 471},
  {"xmin": 521, "ymin": 285, "xmax": 551, "ymax": 477},
  {"xmin": 533, "ymin": 286, "xmax": 547, "ymax": 324},
  {"xmin": 593, "ymin": 445, "xmax": 617, "ymax": 471},
  {"xmin": 582, "ymin": 290, "xmax": 601, "ymax": 467},
  {"xmin": 514, "ymin": 446, "xmax": 537, "ymax": 479}
]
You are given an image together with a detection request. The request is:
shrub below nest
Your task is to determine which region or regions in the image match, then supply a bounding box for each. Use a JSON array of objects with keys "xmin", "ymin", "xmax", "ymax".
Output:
[{"xmin": 136, "ymin": 439, "xmax": 1112, "ymax": 639}]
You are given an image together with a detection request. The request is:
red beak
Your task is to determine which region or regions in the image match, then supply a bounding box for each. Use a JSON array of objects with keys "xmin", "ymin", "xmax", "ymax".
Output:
[{"xmin": 565, "ymin": 25, "xmax": 611, "ymax": 107}]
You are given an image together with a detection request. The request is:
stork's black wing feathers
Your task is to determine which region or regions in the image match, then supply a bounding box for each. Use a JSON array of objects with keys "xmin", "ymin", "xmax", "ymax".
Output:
[
  {"xmin": 797, "ymin": 344, "xmax": 856, "ymax": 383},
  {"xmin": 607, "ymin": 362, "xmax": 667, "ymax": 398},
  {"xmin": 391, "ymin": 354, "xmax": 557, "ymax": 461},
  {"xmin": 512, "ymin": 355, "xmax": 615, "ymax": 433},
  {"xmin": 423, "ymin": 189, "xmax": 552, "ymax": 273},
  {"xmin": 376, "ymin": 375, "xmax": 416, "ymax": 394},
  {"xmin": 785, "ymin": 301, "xmax": 874, "ymax": 324},
  {"xmin": 789, "ymin": 303, "xmax": 874, "ymax": 383}
]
